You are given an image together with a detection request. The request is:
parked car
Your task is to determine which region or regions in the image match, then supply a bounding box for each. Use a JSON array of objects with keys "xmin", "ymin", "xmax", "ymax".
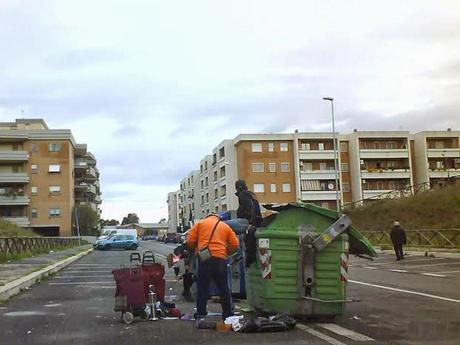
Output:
[
  {"xmin": 97, "ymin": 229, "xmax": 137, "ymax": 241},
  {"xmin": 95, "ymin": 234, "xmax": 138, "ymax": 250},
  {"xmin": 142, "ymin": 235, "xmax": 157, "ymax": 241},
  {"xmin": 164, "ymin": 233, "xmax": 178, "ymax": 244},
  {"xmin": 157, "ymin": 234, "xmax": 165, "ymax": 242}
]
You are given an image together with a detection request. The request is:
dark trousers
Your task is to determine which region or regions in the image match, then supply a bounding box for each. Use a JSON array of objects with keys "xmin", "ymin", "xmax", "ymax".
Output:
[
  {"xmin": 196, "ymin": 257, "xmax": 233, "ymax": 319},
  {"xmin": 393, "ymin": 243, "xmax": 404, "ymax": 260}
]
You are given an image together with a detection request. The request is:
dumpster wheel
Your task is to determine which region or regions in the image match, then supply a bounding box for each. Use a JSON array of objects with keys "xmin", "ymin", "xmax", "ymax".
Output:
[{"xmin": 121, "ymin": 311, "xmax": 134, "ymax": 324}]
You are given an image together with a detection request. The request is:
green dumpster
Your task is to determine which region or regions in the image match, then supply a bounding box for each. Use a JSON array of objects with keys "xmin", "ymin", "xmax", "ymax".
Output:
[{"xmin": 246, "ymin": 203, "xmax": 376, "ymax": 317}]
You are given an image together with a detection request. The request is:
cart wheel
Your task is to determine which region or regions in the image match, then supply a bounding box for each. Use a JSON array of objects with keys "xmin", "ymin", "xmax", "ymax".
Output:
[{"xmin": 121, "ymin": 312, "xmax": 134, "ymax": 324}]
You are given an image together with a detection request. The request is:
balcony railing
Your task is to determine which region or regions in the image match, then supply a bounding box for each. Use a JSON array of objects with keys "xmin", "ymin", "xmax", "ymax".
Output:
[
  {"xmin": 299, "ymin": 150, "xmax": 335, "ymax": 160},
  {"xmin": 427, "ymin": 148, "xmax": 460, "ymax": 158},
  {"xmin": 0, "ymin": 173, "xmax": 29, "ymax": 184},
  {"xmin": 301, "ymin": 170, "xmax": 337, "ymax": 180},
  {"xmin": 0, "ymin": 195, "xmax": 30, "ymax": 206},
  {"xmin": 361, "ymin": 169, "xmax": 411, "ymax": 179},
  {"xmin": 301, "ymin": 190, "xmax": 340, "ymax": 201},
  {"xmin": 0, "ymin": 151, "xmax": 29, "ymax": 162},
  {"xmin": 360, "ymin": 149, "xmax": 409, "ymax": 159},
  {"xmin": 362, "ymin": 189, "xmax": 394, "ymax": 199},
  {"xmin": 428, "ymin": 169, "xmax": 460, "ymax": 179}
]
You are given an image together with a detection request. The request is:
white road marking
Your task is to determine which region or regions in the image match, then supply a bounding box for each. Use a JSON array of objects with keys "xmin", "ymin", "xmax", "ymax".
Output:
[
  {"xmin": 54, "ymin": 275, "xmax": 113, "ymax": 279},
  {"xmin": 44, "ymin": 303, "xmax": 62, "ymax": 308},
  {"xmin": 400, "ymin": 262, "xmax": 458, "ymax": 269},
  {"xmin": 318, "ymin": 323, "xmax": 374, "ymax": 342},
  {"xmin": 72, "ymin": 264, "xmax": 114, "ymax": 266},
  {"xmin": 432, "ymin": 269, "xmax": 460, "ymax": 274},
  {"xmin": 389, "ymin": 269, "xmax": 408, "ymax": 273},
  {"xmin": 297, "ymin": 324, "xmax": 347, "ymax": 345},
  {"xmin": 364, "ymin": 266, "xmax": 378, "ymax": 270},
  {"xmin": 349, "ymin": 280, "xmax": 460, "ymax": 304},
  {"xmin": 421, "ymin": 273, "xmax": 446, "ymax": 277},
  {"xmin": 48, "ymin": 281, "xmax": 116, "ymax": 286},
  {"xmin": 369, "ymin": 257, "xmax": 445, "ymax": 266},
  {"xmin": 62, "ymin": 270, "xmax": 112, "ymax": 273}
]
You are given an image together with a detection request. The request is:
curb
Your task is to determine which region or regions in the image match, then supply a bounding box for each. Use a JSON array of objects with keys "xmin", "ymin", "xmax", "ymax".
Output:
[
  {"xmin": 0, "ymin": 247, "xmax": 93, "ymax": 301},
  {"xmin": 378, "ymin": 249, "xmax": 460, "ymax": 259}
]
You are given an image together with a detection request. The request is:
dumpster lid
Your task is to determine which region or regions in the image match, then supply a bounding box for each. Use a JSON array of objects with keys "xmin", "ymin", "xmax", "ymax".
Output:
[{"xmin": 263, "ymin": 203, "xmax": 377, "ymax": 257}]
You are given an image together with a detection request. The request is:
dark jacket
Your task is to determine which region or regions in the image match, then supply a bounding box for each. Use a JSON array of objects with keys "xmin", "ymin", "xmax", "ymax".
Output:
[
  {"xmin": 236, "ymin": 190, "xmax": 261, "ymax": 227},
  {"xmin": 390, "ymin": 225, "xmax": 407, "ymax": 246}
]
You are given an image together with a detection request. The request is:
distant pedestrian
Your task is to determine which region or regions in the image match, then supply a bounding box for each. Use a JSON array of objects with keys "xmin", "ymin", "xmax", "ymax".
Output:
[{"xmin": 390, "ymin": 220, "xmax": 407, "ymax": 260}]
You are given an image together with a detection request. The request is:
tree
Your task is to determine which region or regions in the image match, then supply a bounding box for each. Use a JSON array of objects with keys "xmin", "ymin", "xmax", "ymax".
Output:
[
  {"xmin": 73, "ymin": 205, "xmax": 98, "ymax": 236},
  {"xmin": 121, "ymin": 213, "xmax": 140, "ymax": 225},
  {"xmin": 100, "ymin": 219, "xmax": 120, "ymax": 227},
  {"xmin": 159, "ymin": 218, "xmax": 167, "ymax": 224}
]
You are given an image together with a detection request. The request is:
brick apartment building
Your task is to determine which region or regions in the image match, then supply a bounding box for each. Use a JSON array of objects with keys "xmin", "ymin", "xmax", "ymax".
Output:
[{"xmin": 0, "ymin": 119, "xmax": 101, "ymax": 236}]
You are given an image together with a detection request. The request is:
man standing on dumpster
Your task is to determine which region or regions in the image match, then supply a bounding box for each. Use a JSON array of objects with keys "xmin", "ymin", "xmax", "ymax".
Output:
[
  {"xmin": 390, "ymin": 220, "xmax": 407, "ymax": 260},
  {"xmin": 186, "ymin": 213, "xmax": 239, "ymax": 321}
]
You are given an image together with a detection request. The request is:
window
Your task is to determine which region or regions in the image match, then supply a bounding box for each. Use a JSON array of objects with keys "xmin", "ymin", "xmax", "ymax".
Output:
[
  {"xmin": 342, "ymin": 182, "xmax": 350, "ymax": 193},
  {"xmin": 205, "ymin": 193, "xmax": 209, "ymax": 202},
  {"xmin": 282, "ymin": 183, "xmax": 291, "ymax": 193},
  {"xmin": 201, "ymin": 180, "xmax": 204, "ymax": 189},
  {"xmin": 219, "ymin": 147, "xmax": 225, "ymax": 158},
  {"xmin": 252, "ymin": 143, "xmax": 262, "ymax": 152},
  {"xmin": 270, "ymin": 184, "xmax": 277, "ymax": 193},
  {"xmin": 214, "ymin": 171, "xmax": 218, "ymax": 181},
  {"xmin": 49, "ymin": 186, "xmax": 61, "ymax": 193},
  {"xmin": 319, "ymin": 162, "xmax": 327, "ymax": 171},
  {"xmin": 252, "ymin": 163, "xmax": 264, "ymax": 173},
  {"xmin": 31, "ymin": 186, "xmax": 38, "ymax": 195},
  {"xmin": 268, "ymin": 143, "xmax": 274, "ymax": 152},
  {"xmin": 220, "ymin": 185, "xmax": 226, "ymax": 196},
  {"xmin": 31, "ymin": 208, "xmax": 38, "ymax": 218},
  {"xmin": 205, "ymin": 177, "xmax": 208, "ymax": 186},
  {"xmin": 301, "ymin": 143, "xmax": 311, "ymax": 151},
  {"xmin": 49, "ymin": 208, "xmax": 61, "ymax": 217},
  {"xmin": 386, "ymin": 142, "xmax": 396, "ymax": 149},
  {"xmin": 318, "ymin": 142, "xmax": 325, "ymax": 150},
  {"xmin": 220, "ymin": 166, "xmax": 225, "ymax": 178},
  {"xmin": 212, "ymin": 153, "xmax": 217, "ymax": 165},
  {"xmin": 374, "ymin": 142, "xmax": 381, "ymax": 149},
  {"xmin": 201, "ymin": 195, "xmax": 204, "ymax": 204},
  {"xmin": 341, "ymin": 163, "xmax": 349, "ymax": 172},
  {"xmin": 377, "ymin": 182, "xmax": 384, "ymax": 190},
  {"xmin": 269, "ymin": 162, "xmax": 276, "ymax": 173},
  {"xmin": 48, "ymin": 143, "xmax": 61, "ymax": 152},
  {"xmin": 214, "ymin": 188, "xmax": 218, "ymax": 200},
  {"xmin": 389, "ymin": 181, "xmax": 397, "ymax": 190},
  {"xmin": 280, "ymin": 162, "xmax": 290, "ymax": 172},
  {"xmin": 280, "ymin": 143, "xmax": 288, "ymax": 152},
  {"xmin": 49, "ymin": 164, "xmax": 61, "ymax": 173},
  {"xmin": 253, "ymin": 184, "xmax": 265, "ymax": 193},
  {"xmin": 340, "ymin": 142, "xmax": 348, "ymax": 152},
  {"xmin": 31, "ymin": 144, "xmax": 38, "ymax": 153},
  {"xmin": 222, "ymin": 204, "xmax": 227, "ymax": 212}
]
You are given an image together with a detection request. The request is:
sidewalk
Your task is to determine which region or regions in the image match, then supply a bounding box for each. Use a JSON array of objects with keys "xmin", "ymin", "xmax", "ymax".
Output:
[
  {"xmin": 0, "ymin": 244, "xmax": 93, "ymax": 300},
  {"xmin": 377, "ymin": 248, "xmax": 460, "ymax": 259}
]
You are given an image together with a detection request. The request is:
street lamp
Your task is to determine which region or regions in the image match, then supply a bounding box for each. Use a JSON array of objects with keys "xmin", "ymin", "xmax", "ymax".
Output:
[{"xmin": 323, "ymin": 97, "xmax": 340, "ymax": 213}]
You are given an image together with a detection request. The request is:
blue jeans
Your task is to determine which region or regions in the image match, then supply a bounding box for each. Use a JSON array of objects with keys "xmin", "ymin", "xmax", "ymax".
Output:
[{"xmin": 196, "ymin": 257, "xmax": 233, "ymax": 319}]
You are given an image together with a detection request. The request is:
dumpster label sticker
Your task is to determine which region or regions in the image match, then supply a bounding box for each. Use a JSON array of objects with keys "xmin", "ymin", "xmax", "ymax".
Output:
[
  {"xmin": 322, "ymin": 234, "xmax": 331, "ymax": 243},
  {"xmin": 259, "ymin": 248, "xmax": 272, "ymax": 279},
  {"xmin": 259, "ymin": 238, "xmax": 270, "ymax": 249}
]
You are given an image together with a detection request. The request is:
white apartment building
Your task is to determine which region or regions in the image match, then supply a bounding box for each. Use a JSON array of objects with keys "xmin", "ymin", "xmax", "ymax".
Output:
[
  {"xmin": 166, "ymin": 191, "xmax": 180, "ymax": 233},
  {"xmin": 414, "ymin": 130, "xmax": 460, "ymax": 188},
  {"xmin": 178, "ymin": 170, "xmax": 200, "ymax": 230},
  {"xmin": 348, "ymin": 131, "xmax": 414, "ymax": 204}
]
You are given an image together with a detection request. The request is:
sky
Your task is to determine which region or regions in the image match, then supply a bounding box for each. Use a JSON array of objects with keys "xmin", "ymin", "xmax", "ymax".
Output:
[{"xmin": 1, "ymin": 0, "xmax": 460, "ymax": 222}]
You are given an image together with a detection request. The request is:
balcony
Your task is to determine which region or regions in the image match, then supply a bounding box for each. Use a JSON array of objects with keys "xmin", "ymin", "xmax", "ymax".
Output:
[
  {"xmin": 2, "ymin": 216, "xmax": 30, "ymax": 227},
  {"xmin": 427, "ymin": 148, "xmax": 460, "ymax": 158},
  {"xmin": 78, "ymin": 201, "xmax": 97, "ymax": 211},
  {"xmin": 86, "ymin": 167, "xmax": 97, "ymax": 178},
  {"xmin": 0, "ymin": 173, "xmax": 29, "ymax": 184},
  {"xmin": 363, "ymin": 190, "xmax": 393, "ymax": 199},
  {"xmin": 0, "ymin": 132, "xmax": 28, "ymax": 141},
  {"xmin": 299, "ymin": 150, "xmax": 335, "ymax": 160},
  {"xmin": 301, "ymin": 170, "xmax": 337, "ymax": 180},
  {"xmin": 360, "ymin": 149, "xmax": 409, "ymax": 159},
  {"xmin": 0, "ymin": 151, "xmax": 29, "ymax": 162},
  {"xmin": 0, "ymin": 195, "xmax": 30, "ymax": 206},
  {"xmin": 361, "ymin": 169, "xmax": 411, "ymax": 179},
  {"xmin": 428, "ymin": 169, "xmax": 460, "ymax": 179},
  {"xmin": 74, "ymin": 159, "xmax": 88, "ymax": 170},
  {"xmin": 75, "ymin": 183, "xmax": 97, "ymax": 195},
  {"xmin": 301, "ymin": 191, "xmax": 340, "ymax": 201}
]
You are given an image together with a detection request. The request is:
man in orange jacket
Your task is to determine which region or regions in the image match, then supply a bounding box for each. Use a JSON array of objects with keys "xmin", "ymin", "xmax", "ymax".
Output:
[{"xmin": 186, "ymin": 213, "xmax": 239, "ymax": 320}]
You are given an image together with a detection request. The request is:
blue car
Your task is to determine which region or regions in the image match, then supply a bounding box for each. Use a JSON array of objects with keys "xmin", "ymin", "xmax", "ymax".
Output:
[{"xmin": 95, "ymin": 234, "xmax": 138, "ymax": 250}]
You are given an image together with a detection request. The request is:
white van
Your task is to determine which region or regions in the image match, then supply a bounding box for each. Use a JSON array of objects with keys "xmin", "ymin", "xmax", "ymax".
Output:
[{"xmin": 98, "ymin": 228, "xmax": 137, "ymax": 241}]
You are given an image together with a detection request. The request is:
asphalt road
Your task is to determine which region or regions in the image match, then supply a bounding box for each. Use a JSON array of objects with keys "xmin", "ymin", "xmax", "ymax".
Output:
[{"xmin": 1, "ymin": 241, "xmax": 459, "ymax": 345}]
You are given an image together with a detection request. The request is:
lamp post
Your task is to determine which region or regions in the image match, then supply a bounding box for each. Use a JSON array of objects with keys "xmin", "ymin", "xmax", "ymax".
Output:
[{"xmin": 323, "ymin": 97, "xmax": 340, "ymax": 213}]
